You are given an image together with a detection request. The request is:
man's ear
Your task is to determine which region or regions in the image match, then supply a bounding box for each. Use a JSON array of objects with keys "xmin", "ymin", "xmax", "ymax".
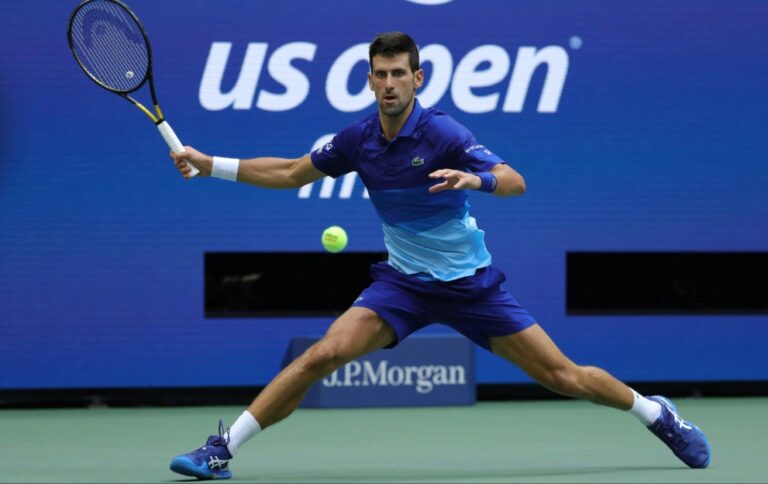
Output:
[
  {"xmin": 368, "ymin": 71, "xmax": 374, "ymax": 91},
  {"xmin": 414, "ymin": 68, "xmax": 424, "ymax": 89}
]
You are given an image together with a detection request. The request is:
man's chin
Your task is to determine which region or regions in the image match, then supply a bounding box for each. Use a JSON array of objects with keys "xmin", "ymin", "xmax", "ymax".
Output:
[{"xmin": 380, "ymin": 103, "xmax": 407, "ymax": 118}]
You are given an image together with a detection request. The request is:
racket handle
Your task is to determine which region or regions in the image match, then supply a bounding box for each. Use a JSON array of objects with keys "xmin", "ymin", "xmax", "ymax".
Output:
[{"xmin": 157, "ymin": 120, "xmax": 200, "ymax": 177}]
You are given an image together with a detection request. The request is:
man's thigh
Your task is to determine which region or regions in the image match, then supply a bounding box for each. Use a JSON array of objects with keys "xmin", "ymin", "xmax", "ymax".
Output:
[
  {"xmin": 489, "ymin": 324, "xmax": 574, "ymax": 377},
  {"xmin": 322, "ymin": 306, "xmax": 398, "ymax": 358}
]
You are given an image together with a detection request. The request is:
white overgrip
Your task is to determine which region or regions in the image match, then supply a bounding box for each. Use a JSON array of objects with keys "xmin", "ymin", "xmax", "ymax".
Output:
[{"xmin": 157, "ymin": 120, "xmax": 200, "ymax": 177}]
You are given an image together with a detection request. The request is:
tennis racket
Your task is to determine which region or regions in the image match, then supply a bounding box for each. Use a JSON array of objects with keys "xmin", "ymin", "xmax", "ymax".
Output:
[{"xmin": 67, "ymin": 0, "xmax": 199, "ymax": 177}]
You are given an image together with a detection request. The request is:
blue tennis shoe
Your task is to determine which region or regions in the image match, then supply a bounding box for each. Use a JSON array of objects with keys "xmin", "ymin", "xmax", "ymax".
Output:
[
  {"xmin": 170, "ymin": 420, "xmax": 233, "ymax": 480},
  {"xmin": 647, "ymin": 396, "xmax": 711, "ymax": 468}
]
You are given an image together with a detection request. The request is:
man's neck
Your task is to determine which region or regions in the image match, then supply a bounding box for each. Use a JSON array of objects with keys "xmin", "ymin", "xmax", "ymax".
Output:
[{"xmin": 379, "ymin": 99, "xmax": 415, "ymax": 141}]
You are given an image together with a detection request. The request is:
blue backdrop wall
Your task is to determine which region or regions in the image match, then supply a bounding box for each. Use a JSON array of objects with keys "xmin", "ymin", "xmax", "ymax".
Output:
[{"xmin": 1, "ymin": 0, "xmax": 767, "ymax": 389}]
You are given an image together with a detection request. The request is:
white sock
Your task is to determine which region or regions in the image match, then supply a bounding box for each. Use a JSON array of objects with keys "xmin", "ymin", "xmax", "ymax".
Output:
[
  {"xmin": 628, "ymin": 389, "xmax": 662, "ymax": 426},
  {"xmin": 226, "ymin": 410, "xmax": 262, "ymax": 456}
]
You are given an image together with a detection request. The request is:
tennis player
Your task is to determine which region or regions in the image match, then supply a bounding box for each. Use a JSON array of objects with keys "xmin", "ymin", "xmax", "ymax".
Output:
[{"xmin": 168, "ymin": 32, "xmax": 711, "ymax": 480}]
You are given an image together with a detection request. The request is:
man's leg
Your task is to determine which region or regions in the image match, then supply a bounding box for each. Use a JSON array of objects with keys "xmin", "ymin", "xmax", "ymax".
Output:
[
  {"xmin": 170, "ymin": 307, "xmax": 396, "ymax": 479},
  {"xmin": 489, "ymin": 323, "xmax": 633, "ymax": 408},
  {"xmin": 247, "ymin": 306, "xmax": 396, "ymax": 429},
  {"xmin": 489, "ymin": 323, "xmax": 710, "ymax": 468}
]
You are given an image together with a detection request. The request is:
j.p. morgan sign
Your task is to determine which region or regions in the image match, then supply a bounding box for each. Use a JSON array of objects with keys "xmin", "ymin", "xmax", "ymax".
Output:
[{"xmin": 285, "ymin": 336, "xmax": 475, "ymax": 407}]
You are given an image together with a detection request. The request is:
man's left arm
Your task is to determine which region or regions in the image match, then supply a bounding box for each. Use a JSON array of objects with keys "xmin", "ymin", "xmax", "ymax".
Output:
[{"xmin": 428, "ymin": 163, "xmax": 526, "ymax": 197}]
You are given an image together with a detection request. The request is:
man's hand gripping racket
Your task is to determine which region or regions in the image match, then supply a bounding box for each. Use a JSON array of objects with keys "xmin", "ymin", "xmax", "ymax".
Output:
[{"xmin": 67, "ymin": 0, "xmax": 198, "ymax": 178}]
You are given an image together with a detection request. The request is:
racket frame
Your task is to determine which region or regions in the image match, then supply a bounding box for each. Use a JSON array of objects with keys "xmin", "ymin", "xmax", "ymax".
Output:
[
  {"xmin": 67, "ymin": 0, "xmax": 198, "ymax": 176},
  {"xmin": 67, "ymin": 0, "xmax": 167, "ymax": 124}
]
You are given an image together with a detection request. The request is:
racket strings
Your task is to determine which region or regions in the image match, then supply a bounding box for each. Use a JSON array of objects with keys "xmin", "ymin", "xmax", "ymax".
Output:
[{"xmin": 70, "ymin": 0, "xmax": 149, "ymax": 92}]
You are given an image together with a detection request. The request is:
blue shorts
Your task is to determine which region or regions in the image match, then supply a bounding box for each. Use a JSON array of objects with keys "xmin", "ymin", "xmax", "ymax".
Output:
[{"xmin": 351, "ymin": 262, "xmax": 536, "ymax": 351}]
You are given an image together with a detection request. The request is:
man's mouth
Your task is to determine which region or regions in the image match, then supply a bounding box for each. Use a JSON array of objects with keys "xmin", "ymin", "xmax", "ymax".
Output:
[{"xmin": 383, "ymin": 94, "xmax": 398, "ymax": 102}]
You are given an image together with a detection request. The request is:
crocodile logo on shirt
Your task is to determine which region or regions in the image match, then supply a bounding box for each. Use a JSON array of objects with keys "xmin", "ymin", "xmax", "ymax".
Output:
[{"xmin": 411, "ymin": 156, "xmax": 425, "ymax": 166}]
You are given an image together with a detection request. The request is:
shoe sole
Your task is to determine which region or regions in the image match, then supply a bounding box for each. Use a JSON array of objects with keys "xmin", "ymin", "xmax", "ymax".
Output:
[{"xmin": 170, "ymin": 456, "xmax": 232, "ymax": 480}]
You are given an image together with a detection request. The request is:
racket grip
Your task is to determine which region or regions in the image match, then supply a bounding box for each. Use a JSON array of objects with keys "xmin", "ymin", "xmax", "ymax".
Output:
[{"xmin": 157, "ymin": 120, "xmax": 200, "ymax": 177}]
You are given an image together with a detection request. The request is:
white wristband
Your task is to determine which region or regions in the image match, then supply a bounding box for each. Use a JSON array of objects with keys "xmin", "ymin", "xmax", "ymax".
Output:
[{"xmin": 211, "ymin": 156, "xmax": 240, "ymax": 182}]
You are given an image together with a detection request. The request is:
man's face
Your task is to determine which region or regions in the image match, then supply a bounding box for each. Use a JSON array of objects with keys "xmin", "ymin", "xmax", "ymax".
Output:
[{"xmin": 368, "ymin": 53, "xmax": 424, "ymax": 119}]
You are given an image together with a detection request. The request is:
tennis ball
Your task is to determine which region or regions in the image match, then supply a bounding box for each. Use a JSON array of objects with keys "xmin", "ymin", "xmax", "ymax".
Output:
[{"xmin": 321, "ymin": 226, "xmax": 348, "ymax": 253}]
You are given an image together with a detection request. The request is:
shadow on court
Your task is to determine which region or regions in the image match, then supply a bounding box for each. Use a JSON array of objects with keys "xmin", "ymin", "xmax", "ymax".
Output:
[{"xmin": 234, "ymin": 465, "xmax": 688, "ymax": 483}]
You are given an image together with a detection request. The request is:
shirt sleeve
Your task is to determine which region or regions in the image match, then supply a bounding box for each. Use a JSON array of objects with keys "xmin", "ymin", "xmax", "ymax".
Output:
[
  {"xmin": 310, "ymin": 129, "xmax": 355, "ymax": 178},
  {"xmin": 456, "ymin": 128, "xmax": 505, "ymax": 173}
]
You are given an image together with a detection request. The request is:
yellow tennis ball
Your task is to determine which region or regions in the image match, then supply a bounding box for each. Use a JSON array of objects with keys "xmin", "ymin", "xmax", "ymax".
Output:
[{"xmin": 321, "ymin": 226, "xmax": 348, "ymax": 253}]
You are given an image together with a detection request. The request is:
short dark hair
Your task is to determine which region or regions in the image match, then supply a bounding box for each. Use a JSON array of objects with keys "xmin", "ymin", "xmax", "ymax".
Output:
[{"xmin": 369, "ymin": 32, "xmax": 420, "ymax": 72}]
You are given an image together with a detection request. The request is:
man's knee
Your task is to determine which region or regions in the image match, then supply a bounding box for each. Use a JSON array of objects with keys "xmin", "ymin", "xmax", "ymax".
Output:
[
  {"xmin": 298, "ymin": 339, "xmax": 348, "ymax": 378},
  {"xmin": 537, "ymin": 364, "xmax": 584, "ymax": 396},
  {"xmin": 294, "ymin": 308, "xmax": 395, "ymax": 380}
]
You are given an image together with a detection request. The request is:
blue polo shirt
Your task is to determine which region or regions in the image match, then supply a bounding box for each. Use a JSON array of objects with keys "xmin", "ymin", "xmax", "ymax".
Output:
[{"xmin": 311, "ymin": 99, "xmax": 504, "ymax": 281}]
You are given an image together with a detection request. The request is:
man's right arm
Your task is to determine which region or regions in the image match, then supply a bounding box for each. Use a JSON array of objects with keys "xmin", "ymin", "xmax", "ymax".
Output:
[{"xmin": 171, "ymin": 147, "xmax": 327, "ymax": 188}]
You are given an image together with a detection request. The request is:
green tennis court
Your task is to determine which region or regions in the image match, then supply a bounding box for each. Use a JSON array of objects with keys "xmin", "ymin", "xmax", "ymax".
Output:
[{"xmin": 2, "ymin": 397, "xmax": 765, "ymax": 483}]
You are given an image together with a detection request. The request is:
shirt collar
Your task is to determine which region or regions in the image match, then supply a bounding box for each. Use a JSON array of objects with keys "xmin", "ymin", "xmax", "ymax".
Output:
[{"xmin": 398, "ymin": 98, "xmax": 423, "ymax": 138}]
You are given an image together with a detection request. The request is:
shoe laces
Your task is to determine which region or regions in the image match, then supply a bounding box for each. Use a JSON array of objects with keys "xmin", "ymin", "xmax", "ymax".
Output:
[
  {"xmin": 194, "ymin": 420, "xmax": 231, "ymax": 456},
  {"xmin": 216, "ymin": 419, "xmax": 231, "ymax": 446}
]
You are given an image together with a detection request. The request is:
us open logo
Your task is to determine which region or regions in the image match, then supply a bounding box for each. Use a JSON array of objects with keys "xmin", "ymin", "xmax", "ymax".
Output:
[
  {"xmin": 199, "ymin": 41, "xmax": 570, "ymax": 114},
  {"xmin": 198, "ymin": 36, "xmax": 579, "ymax": 199}
]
